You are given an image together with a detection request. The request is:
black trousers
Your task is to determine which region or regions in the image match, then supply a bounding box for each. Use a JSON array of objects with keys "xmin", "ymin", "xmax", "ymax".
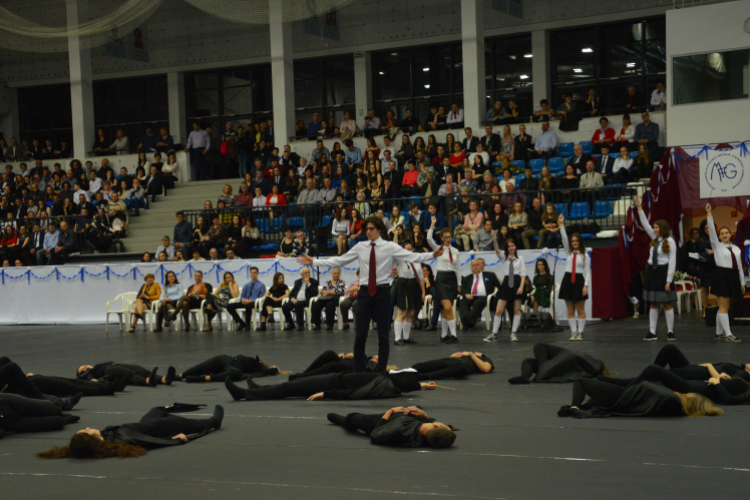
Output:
[
  {"xmin": 29, "ymin": 375, "xmax": 115, "ymax": 397},
  {"xmin": 138, "ymin": 407, "xmax": 216, "ymax": 436},
  {"xmin": 572, "ymin": 379, "xmax": 623, "ymax": 407},
  {"xmin": 100, "ymin": 364, "xmax": 152, "ymax": 386},
  {"xmin": 311, "ymin": 298, "xmax": 340, "ymax": 327},
  {"xmin": 0, "ymin": 394, "xmax": 65, "ymax": 433},
  {"xmin": 355, "ymin": 286, "xmax": 391, "ymax": 373},
  {"xmin": 242, "ymin": 376, "xmax": 336, "ymax": 400},
  {"xmin": 520, "ymin": 344, "xmax": 566, "ymax": 379},
  {"xmin": 341, "ymin": 413, "xmax": 383, "ymax": 435},
  {"xmin": 282, "ymin": 300, "xmax": 309, "ymax": 326},
  {"xmin": 339, "ymin": 297, "xmax": 357, "ymax": 323},
  {"xmin": 181, "ymin": 355, "xmax": 242, "ymax": 382},
  {"xmin": 289, "ymin": 351, "xmax": 352, "ymax": 380},
  {"xmin": 412, "ymin": 359, "xmax": 470, "ymax": 381},
  {"xmin": 226, "ymin": 301, "xmax": 254, "ymax": 326},
  {"xmin": 597, "ymin": 365, "xmax": 702, "ymax": 395},
  {"xmin": 457, "ymin": 296, "xmax": 487, "ymax": 329},
  {"xmin": 0, "ymin": 362, "xmax": 46, "ymax": 399}
]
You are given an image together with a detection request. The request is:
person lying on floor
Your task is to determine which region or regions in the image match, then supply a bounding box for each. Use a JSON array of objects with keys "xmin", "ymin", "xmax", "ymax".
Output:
[
  {"xmin": 37, "ymin": 404, "xmax": 224, "ymax": 458},
  {"xmin": 225, "ymin": 370, "xmax": 436, "ymax": 401},
  {"xmin": 1, "ymin": 356, "xmax": 128, "ymax": 398},
  {"xmin": 77, "ymin": 362, "xmax": 174, "ymax": 387},
  {"xmin": 411, "ymin": 352, "xmax": 493, "ymax": 381},
  {"xmin": 327, "ymin": 406, "xmax": 456, "ymax": 448},
  {"xmin": 558, "ymin": 379, "xmax": 724, "ymax": 419},
  {"xmin": 597, "ymin": 364, "xmax": 750, "ymax": 405},
  {"xmin": 0, "ymin": 361, "xmax": 82, "ymax": 411},
  {"xmin": 631, "ymin": 344, "xmax": 750, "ymax": 382},
  {"xmin": 288, "ymin": 350, "xmax": 385, "ymax": 380},
  {"xmin": 176, "ymin": 354, "xmax": 288, "ymax": 382},
  {"xmin": 508, "ymin": 343, "xmax": 611, "ymax": 385},
  {"xmin": 0, "ymin": 394, "xmax": 81, "ymax": 438}
]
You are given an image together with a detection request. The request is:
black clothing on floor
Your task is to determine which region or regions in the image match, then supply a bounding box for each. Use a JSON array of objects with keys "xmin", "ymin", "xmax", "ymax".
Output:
[
  {"xmin": 652, "ymin": 344, "xmax": 750, "ymax": 382},
  {"xmin": 77, "ymin": 362, "xmax": 154, "ymax": 386},
  {"xmin": 181, "ymin": 355, "xmax": 277, "ymax": 382},
  {"xmin": 515, "ymin": 344, "xmax": 603, "ymax": 383},
  {"xmin": 559, "ymin": 380, "xmax": 684, "ymax": 419},
  {"xmin": 0, "ymin": 361, "xmax": 46, "ymax": 399},
  {"xmin": 412, "ymin": 354, "xmax": 494, "ymax": 381},
  {"xmin": 102, "ymin": 405, "xmax": 219, "ymax": 449},
  {"xmin": 29, "ymin": 375, "xmax": 116, "ymax": 397},
  {"xmin": 239, "ymin": 372, "xmax": 420, "ymax": 401},
  {"xmin": 288, "ymin": 350, "xmax": 376, "ymax": 380},
  {"xmin": 333, "ymin": 411, "xmax": 436, "ymax": 447},
  {"xmin": 0, "ymin": 394, "xmax": 67, "ymax": 434}
]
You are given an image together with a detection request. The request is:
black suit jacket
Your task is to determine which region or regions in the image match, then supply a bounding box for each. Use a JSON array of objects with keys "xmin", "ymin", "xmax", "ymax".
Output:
[
  {"xmin": 30, "ymin": 231, "xmax": 44, "ymax": 251},
  {"xmin": 436, "ymin": 165, "xmax": 460, "ymax": 183},
  {"xmin": 289, "ymin": 278, "xmax": 320, "ymax": 301},
  {"xmin": 462, "ymin": 137, "xmax": 479, "ymax": 153},
  {"xmin": 461, "ymin": 271, "xmax": 501, "ymax": 298},
  {"xmin": 384, "ymin": 170, "xmax": 402, "ymax": 188},
  {"xmin": 596, "ymin": 155, "xmax": 616, "ymax": 176},
  {"xmin": 567, "ymin": 154, "xmax": 593, "ymax": 175},
  {"xmin": 480, "ymin": 134, "xmax": 501, "ymax": 154}
]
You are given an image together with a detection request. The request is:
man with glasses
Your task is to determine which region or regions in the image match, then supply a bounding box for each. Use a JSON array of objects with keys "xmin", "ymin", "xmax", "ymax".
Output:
[{"xmin": 298, "ymin": 217, "xmax": 444, "ymax": 373}]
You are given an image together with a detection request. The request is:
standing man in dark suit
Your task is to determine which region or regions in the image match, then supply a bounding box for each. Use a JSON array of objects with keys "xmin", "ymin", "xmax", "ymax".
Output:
[
  {"xmin": 282, "ymin": 267, "xmax": 319, "ymax": 331},
  {"xmin": 462, "ymin": 128, "xmax": 479, "ymax": 153},
  {"xmin": 480, "ymin": 125, "xmax": 501, "ymax": 155},
  {"xmin": 595, "ymin": 146, "xmax": 616, "ymax": 183},
  {"xmin": 566, "ymin": 144, "xmax": 592, "ymax": 176},
  {"xmin": 457, "ymin": 259, "xmax": 501, "ymax": 330}
]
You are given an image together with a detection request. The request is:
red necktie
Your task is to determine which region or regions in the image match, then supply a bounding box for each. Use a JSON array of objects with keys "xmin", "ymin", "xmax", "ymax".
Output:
[
  {"xmin": 571, "ymin": 253, "xmax": 577, "ymax": 284},
  {"xmin": 448, "ymin": 248, "xmax": 453, "ymax": 262},
  {"xmin": 729, "ymin": 246, "xmax": 739, "ymax": 270},
  {"xmin": 472, "ymin": 275, "xmax": 479, "ymax": 295},
  {"xmin": 368, "ymin": 242, "xmax": 377, "ymax": 297}
]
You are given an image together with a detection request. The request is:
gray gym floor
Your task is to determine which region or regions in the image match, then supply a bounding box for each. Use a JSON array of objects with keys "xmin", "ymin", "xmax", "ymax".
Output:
[{"xmin": 1, "ymin": 312, "xmax": 748, "ymax": 500}]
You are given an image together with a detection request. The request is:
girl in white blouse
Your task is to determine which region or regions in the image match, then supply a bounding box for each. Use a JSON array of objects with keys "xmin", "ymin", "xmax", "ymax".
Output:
[
  {"xmin": 331, "ymin": 208, "xmax": 351, "ymax": 256},
  {"xmin": 611, "ymin": 146, "xmax": 634, "ymax": 184},
  {"xmin": 706, "ymin": 203, "xmax": 745, "ymax": 342},
  {"xmin": 427, "ymin": 219, "xmax": 462, "ymax": 343},
  {"xmin": 485, "ymin": 234, "xmax": 527, "ymax": 343},
  {"xmin": 635, "ymin": 195, "xmax": 677, "ymax": 341},
  {"xmin": 557, "ymin": 214, "xmax": 590, "ymax": 341}
]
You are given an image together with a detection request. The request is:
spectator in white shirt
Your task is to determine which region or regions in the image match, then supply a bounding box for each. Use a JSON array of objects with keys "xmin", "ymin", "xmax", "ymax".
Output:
[
  {"xmin": 378, "ymin": 136, "xmax": 397, "ymax": 162},
  {"xmin": 339, "ymin": 111, "xmax": 358, "ymax": 141},
  {"xmin": 446, "ymin": 103, "xmax": 464, "ymax": 129},
  {"xmin": 613, "ymin": 114, "xmax": 635, "ymax": 149},
  {"xmin": 252, "ymin": 187, "xmax": 267, "ymax": 212},
  {"xmin": 88, "ymin": 170, "xmax": 102, "ymax": 194},
  {"xmin": 109, "ymin": 129, "xmax": 130, "ymax": 155},
  {"xmin": 469, "ymin": 143, "xmax": 490, "ymax": 168},
  {"xmin": 611, "ymin": 146, "xmax": 634, "ymax": 184},
  {"xmin": 364, "ymin": 109, "xmax": 381, "ymax": 138},
  {"xmin": 156, "ymin": 236, "xmax": 175, "ymax": 260},
  {"xmin": 650, "ymin": 82, "xmax": 666, "ymax": 111},
  {"xmin": 73, "ymin": 183, "xmax": 90, "ymax": 204}
]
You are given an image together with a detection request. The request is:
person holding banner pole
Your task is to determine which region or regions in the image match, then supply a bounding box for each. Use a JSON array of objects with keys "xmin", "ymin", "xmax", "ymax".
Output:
[
  {"xmin": 635, "ymin": 195, "xmax": 677, "ymax": 342},
  {"xmin": 706, "ymin": 203, "xmax": 744, "ymax": 343}
]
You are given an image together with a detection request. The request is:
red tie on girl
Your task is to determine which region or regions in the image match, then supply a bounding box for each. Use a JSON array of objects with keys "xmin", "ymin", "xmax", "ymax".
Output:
[
  {"xmin": 448, "ymin": 248, "xmax": 453, "ymax": 262},
  {"xmin": 729, "ymin": 246, "xmax": 739, "ymax": 270},
  {"xmin": 571, "ymin": 253, "xmax": 577, "ymax": 284},
  {"xmin": 368, "ymin": 242, "xmax": 377, "ymax": 297},
  {"xmin": 472, "ymin": 275, "xmax": 479, "ymax": 295}
]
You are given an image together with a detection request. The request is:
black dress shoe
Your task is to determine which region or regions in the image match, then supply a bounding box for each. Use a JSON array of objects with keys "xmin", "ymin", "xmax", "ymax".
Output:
[
  {"xmin": 282, "ymin": 323, "xmax": 295, "ymax": 331},
  {"xmin": 296, "ymin": 324, "xmax": 304, "ymax": 331},
  {"xmin": 325, "ymin": 324, "xmax": 333, "ymax": 331},
  {"xmin": 445, "ymin": 336, "xmax": 459, "ymax": 344},
  {"xmin": 394, "ymin": 339, "xmax": 405, "ymax": 346},
  {"xmin": 311, "ymin": 324, "xmax": 321, "ymax": 331},
  {"xmin": 404, "ymin": 338, "xmax": 418, "ymax": 345},
  {"xmin": 342, "ymin": 323, "xmax": 350, "ymax": 331},
  {"xmin": 244, "ymin": 324, "xmax": 251, "ymax": 332},
  {"xmin": 439, "ymin": 336, "xmax": 448, "ymax": 343},
  {"xmin": 257, "ymin": 323, "xmax": 267, "ymax": 331},
  {"xmin": 424, "ymin": 324, "xmax": 437, "ymax": 331}
]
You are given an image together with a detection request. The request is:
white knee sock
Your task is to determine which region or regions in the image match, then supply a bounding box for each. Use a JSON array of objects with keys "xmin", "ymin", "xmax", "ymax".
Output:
[
  {"xmin": 441, "ymin": 318, "xmax": 448, "ymax": 338},
  {"xmin": 403, "ymin": 321, "xmax": 412, "ymax": 340},
  {"xmin": 511, "ymin": 315, "xmax": 521, "ymax": 333},
  {"xmin": 568, "ymin": 318, "xmax": 577, "ymax": 333},
  {"xmin": 649, "ymin": 308, "xmax": 659, "ymax": 334},
  {"xmin": 394, "ymin": 321, "xmax": 403, "ymax": 341},
  {"xmin": 665, "ymin": 309, "xmax": 674, "ymax": 333},
  {"xmin": 578, "ymin": 318, "xmax": 586, "ymax": 334},
  {"xmin": 718, "ymin": 313, "xmax": 732, "ymax": 337},
  {"xmin": 492, "ymin": 315, "xmax": 503, "ymax": 334},
  {"xmin": 447, "ymin": 319, "xmax": 457, "ymax": 337},
  {"xmin": 716, "ymin": 315, "xmax": 725, "ymax": 336}
]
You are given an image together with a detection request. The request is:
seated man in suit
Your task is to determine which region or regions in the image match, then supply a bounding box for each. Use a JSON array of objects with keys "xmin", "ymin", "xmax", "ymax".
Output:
[
  {"xmin": 566, "ymin": 144, "xmax": 592, "ymax": 176},
  {"xmin": 281, "ymin": 267, "xmax": 319, "ymax": 331},
  {"xmin": 595, "ymin": 145, "xmax": 616, "ymax": 184},
  {"xmin": 458, "ymin": 258, "xmax": 501, "ymax": 330}
]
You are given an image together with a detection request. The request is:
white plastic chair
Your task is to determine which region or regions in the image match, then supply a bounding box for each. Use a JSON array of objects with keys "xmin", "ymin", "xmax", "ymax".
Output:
[
  {"xmin": 105, "ymin": 292, "xmax": 137, "ymax": 332},
  {"xmin": 303, "ymin": 286, "xmax": 323, "ymax": 329},
  {"xmin": 151, "ymin": 297, "xmax": 180, "ymax": 332},
  {"xmin": 254, "ymin": 296, "xmax": 289, "ymax": 329},
  {"xmin": 676, "ymin": 280, "xmax": 702, "ymax": 313}
]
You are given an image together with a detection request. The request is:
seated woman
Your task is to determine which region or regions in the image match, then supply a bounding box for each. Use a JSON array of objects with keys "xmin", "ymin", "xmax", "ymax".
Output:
[
  {"xmin": 225, "ymin": 371, "xmax": 436, "ymax": 401},
  {"xmin": 37, "ymin": 404, "xmax": 224, "ymax": 458},
  {"xmin": 288, "ymin": 351, "xmax": 381, "ymax": 380},
  {"xmin": 257, "ymin": 272, "xmax": 290, "ymax": 331},
  {"xmin": 177, "ymin": 355, "xmax": 284, "ymax": 382},
  {"xmin": 202, "ymin": 271, "xmax": 240, "ymax": 332},
  {"xmin": 412, "ymin": 352, "xmax": 493, "ymax": 380},
  {"xmin": 77, "ymin": 361, "xmax": 174, "ymax": 387},
  {"xmin": 310, "ymin": 267, "xmax": 346, "ymax": 331},
  {"xmin": 508, "ymin": 343, "xmax": 611, "ymax": 385},
  {"xmin": 0, "ymin": 394, "xmax": 80, "ymax": 436},
  {"xmin": 129, "ymin": 273, "xmax": 161, "ymax": 333},
  {"xmin": 154, "ymin": 271, "xmax": 182, "ymax": 332},
  {"xmin": 558, "ymin": 379, "xmax": 724, "ymax": 419}
]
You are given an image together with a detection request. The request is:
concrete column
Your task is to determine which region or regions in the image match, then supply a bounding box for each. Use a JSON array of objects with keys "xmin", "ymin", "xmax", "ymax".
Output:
[
  {"xmin": 1, "ymin": 87, "xmax": 20, "ymax": 144},
  {"xmin": 354, "ymin": 51, "xmax": 372, "ymax": 129},
  {"xmin": 269, "ymin": 1, "xmax": 295, "ymax": 145},
  {"xmin": 167, "ymin": 72, "xmax": 186, "ymax": 145},
  {"xmin": 531, "ymin": 29, "xmax": 551, "ymax": 108},
  {"xmin": 66, "ymin": 0, "xmax": 95, "ymax": 161},
  {"xmin": 461, "ymin": 0, "xmax": 485, "ymax": 130}
]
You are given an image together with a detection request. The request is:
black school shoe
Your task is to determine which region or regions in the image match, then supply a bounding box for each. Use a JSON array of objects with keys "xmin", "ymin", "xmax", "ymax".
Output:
[
  {"xmin": 394, "ymin": 339, "xmax": 405, "ymax": 346},
  {"xmin": 404, "ymin": 338, "xmax": 418, "ymax": 345},
  {"xmin": 445, "ymin": 336, "xmax": 459, "ymax": 344},
  {"xmin": 644, "ymin": 332, "xmax": 657, "ymax": 341}
]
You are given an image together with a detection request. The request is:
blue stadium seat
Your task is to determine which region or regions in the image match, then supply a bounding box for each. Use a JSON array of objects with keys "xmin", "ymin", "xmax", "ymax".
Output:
[
  {"xmin": 255, "ymin": 219, "xmax": 270, "ymax": 232},
  {"xmin": 320, "ymin": 216, "xmax": 332, "ymax": 227},
  {"xmin": 289, "ymin": 217, "xmax": 304, "ymax": 227},
  {"xmin": 403, "ymin": 213, "xmax": 410, "ymax": 226},
  {"xmin": 548, "ymin": 157, "xmax": 564, "ymax": 173},
  {"xmin": 567, "ymin": 202, "xmax": 590, "ymax": 220},
  {"xmin": 559, "ymin": 142, "xmax": 575, "ymax": 157},
  {"xmin": 554, "ymin": 203, "xmax": 566, "ymax": 216},
  {"xmin": 529, "ymin": 159, "xmax": 545, "ymax": 174},
  {"xmin": 511, "ymin": 160, "xmax": 525, "ymax": 171},
  {"xmin": 580, "ymin": 141, "xmax": 593, "ymax": 155},
  {"xmin": 594, "ymin": 201, "xmax": 612, "ymax": 218},
  {"xmin": 515, "ymin": 173, "xmax": 525, "ymax": 188},
  {"xmin": 629, "ymin": 151, "xmax": 638, "ymax": 159}
]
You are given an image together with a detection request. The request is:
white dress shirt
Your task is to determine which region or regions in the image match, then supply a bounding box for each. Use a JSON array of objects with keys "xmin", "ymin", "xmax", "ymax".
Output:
[
  {"xmin": 496, "ymin": 250, "xmax": 527, "ymax": 280},
  {"xmin": 397, "ymin": 260, "xmax": 422, "ymax": 280},
  {"xmin": 637, "ymin": 209, "xmax": 676, "ymax": 282},
  {"xmin": 446, "ymin": 109, "xmax": 464, "ymax": 125},
  {"xmin": 426, "ymin": 228, "xmax": 461, "ymax": 282},
  {"xmin": 468, "ymin": 272, "xmax": 487, "ymax": 296},
  {"xmin": 88, "ymin": 177, "xmax": 102, "ymax": 194},
  {"xmin": 186, "ymin": 129, "xmax": 210, "ymax": 150},
  {"xmin": 651, "ymin": 90, "xmax": 666, "ymax": 107},
  {"xmin": 252, "ymin": 195, "xmax": 267, "ymax": 211},
  {"xmin": 612, "ymin": 157, "xmax": 633, "ymax": 174},
  {"xmin": 560, "ymin": 225, "xmax": 591, "ymax": 286},
  {"xmin": 618, "ymin": 125, "xmax": 634, "ymax": 142},
  {"xmin": 312, "ymin": 237, "xmax": 434, "ymax": 287},
  {"xmin": 379, "ymin": 147, "xmax": 397, "ymax": 163},
  {"xmin": 707, "ymin": 216, "xmax": 745, "ymax": 284}
]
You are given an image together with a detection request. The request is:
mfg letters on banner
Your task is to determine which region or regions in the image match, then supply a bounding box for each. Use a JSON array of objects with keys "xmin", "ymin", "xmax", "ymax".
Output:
[{"xmin": 700, "ymin": 149, "xmax": 750, "ymax": 198}]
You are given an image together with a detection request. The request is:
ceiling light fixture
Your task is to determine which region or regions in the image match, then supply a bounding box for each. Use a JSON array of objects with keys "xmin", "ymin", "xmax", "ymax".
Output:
[{"xmin": 581, "ymin": 48, "xmax": 593, "ymax": 53}]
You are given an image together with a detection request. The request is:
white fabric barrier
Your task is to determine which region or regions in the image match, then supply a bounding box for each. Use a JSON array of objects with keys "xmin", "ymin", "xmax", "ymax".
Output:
[{"xmin": 0, "ymin": 249, "xmax": 591, "ymax": 325}]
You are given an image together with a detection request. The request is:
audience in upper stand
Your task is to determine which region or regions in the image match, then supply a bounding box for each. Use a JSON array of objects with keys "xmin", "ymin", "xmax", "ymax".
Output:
[{"xmin": 651, "ymin": 82, "xmax": 666, "ymax": 111}]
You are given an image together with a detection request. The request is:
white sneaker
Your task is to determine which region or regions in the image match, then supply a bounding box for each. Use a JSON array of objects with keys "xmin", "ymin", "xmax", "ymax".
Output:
[
  {"xmin": 576, "ymin": 332, "xmax": 583, "ymax": 341},
  {"xmin": 510, "ymin": 333, "xmax": 518, "ymax": 342},
  {"xmin": 569, "ymin": 331, "xmax": 579, "ymax": 341},
  {"xmin": 725, "ymin": 334, "xmax": 741, "ymax": 343},
  {"xmin": 483, "ymin": 333, "xmax": 497, "ymax": 343}
]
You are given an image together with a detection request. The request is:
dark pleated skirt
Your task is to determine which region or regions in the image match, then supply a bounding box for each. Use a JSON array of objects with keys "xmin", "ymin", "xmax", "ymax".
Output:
[
  {"xmin": 435, "ymin": 271, "xmax": 458, "ymax": 302},
  {"xmin": 497, "ymin": 277, "xmax": 521, "ymax": 302},
  {"xmin": 710, "ymin": 267, "xmax": 744, "ymax": 300},
  {"xmin": 559, "ymin": 272, "xmax": 588, "ymax": 302},
  {"xmin": 396, "ymin": 278, "xmax": 422, "ymax": 311},
  {"xmin": 643, "ymin": 264, "xmax": 677, "ymax": 303}
]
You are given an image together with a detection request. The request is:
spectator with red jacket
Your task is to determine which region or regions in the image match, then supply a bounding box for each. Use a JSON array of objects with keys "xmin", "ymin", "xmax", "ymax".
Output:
[{"xmin": 591, "ymin": 117, "xmax": 615, "ymax": 154}]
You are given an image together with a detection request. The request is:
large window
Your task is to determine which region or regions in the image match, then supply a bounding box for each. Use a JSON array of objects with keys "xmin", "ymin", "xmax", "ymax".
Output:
[
  {"xmin": 485, "ymin": 34, "xmax": 533, "ymax": 119},
  {"xmin": 94, "ymin": 75, "xmax": 169, "ymax": 148},
  {"xmin": 673, "ymin": 50, "xmax": 750, "ymax": 105},
  {"xmin": 372, "ymin": 44, "xmax": 463, "ymax": 126},
  {"xmin": 550, "ymin": 17, "xmax": 665, "ymax": 112},
  {"xmin": 294, "ymin": 56, "xmax": 355, "ymax": 130},
  {"xmin": 185, "ymin": 65, "xmax": 273, "ymax": 143},
  {"xmin": 18, "ymin": 84, "xmax": 72, "ymax": 146}
]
